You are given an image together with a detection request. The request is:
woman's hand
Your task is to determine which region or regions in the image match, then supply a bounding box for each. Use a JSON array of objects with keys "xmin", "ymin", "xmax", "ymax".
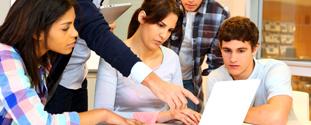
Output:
[
  {"xmin": 157, "ymin": 108, "xmax": 201, "ymax": 125},
  {"xmin": 102, "ymin": 109, "xmax": 144, "ymax": 125},
  {"xmin": 79, "ymin": 109, "xmax": 145, "ymax": 125},
  {"xmin": 170, "ymin": 108, "xmax": 201, "ymax": 125}
]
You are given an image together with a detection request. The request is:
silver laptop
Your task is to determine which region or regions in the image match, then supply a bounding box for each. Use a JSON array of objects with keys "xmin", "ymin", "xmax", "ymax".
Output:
[
  {"xmin": 199, "ymin": 79, "xmax": 260, "ymax": 125},
  {"xmin": 100, "ymin": 3, "xmax": 132, "ymax": 23}
]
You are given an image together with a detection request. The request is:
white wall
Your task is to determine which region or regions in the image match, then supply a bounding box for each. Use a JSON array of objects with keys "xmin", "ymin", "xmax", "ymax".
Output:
[
  {"xmin": 216, "ymin": 0, "xmax": 248, "ymax": 17},
  {"xmin": 0, "ymin": 0, "xmax": 11, "ymax": 25}
]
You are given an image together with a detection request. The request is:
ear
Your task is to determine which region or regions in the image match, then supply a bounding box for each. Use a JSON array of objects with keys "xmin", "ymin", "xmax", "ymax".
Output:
[
  {"xmin": 252, "ymin": 44, "xmax": 259, "ymax": 56},
  {"xmin": 138, "ymin": 10, "xmax": 147, "ymax": 24},
  {"xmin": 33, "ymin": 32, "xmax": 44, "ymax": 41}
]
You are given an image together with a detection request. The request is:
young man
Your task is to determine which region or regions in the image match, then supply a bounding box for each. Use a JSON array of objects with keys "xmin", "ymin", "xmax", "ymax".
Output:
[
  {"xmin": 166, "ymin": 0, "xmax": 229, "ymax": 110},
  {"xmin": 203, "ymin": 16, "xmax": 292, "ymax": 125}
]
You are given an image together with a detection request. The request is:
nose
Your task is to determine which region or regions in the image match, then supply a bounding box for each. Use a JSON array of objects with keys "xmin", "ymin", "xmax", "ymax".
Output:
[
  {"xmin": 72, "ymin": 27, "xmax": 78, "ymax": 38},
  {"xmin": 230, "ymin": 52, "xmax": 238, "ymax": 63},
  {"xmin": 159, "ymin": 29, "xmax": 169, "ymax": 41}
]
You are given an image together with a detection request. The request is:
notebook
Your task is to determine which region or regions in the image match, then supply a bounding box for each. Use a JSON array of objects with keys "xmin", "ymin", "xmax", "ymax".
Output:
[
  {"xmin": 99, "ymin": 3, "xmax": 132, "ymax": 23},
  {"xmin": 199, "ymin": 79, "xmax": 260, "ymax": 125}
]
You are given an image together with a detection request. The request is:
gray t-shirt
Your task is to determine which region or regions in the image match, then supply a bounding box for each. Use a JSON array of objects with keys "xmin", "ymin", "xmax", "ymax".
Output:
[{"xmin": 204, "ymin": 59, "xmax": 292, "ymax": 107}]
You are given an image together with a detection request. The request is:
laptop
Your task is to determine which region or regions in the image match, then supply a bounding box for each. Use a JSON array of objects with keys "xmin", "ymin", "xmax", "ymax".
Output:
[
  {"xmin": 199, "ymin": 79, "xmax": 260, "ymax": 125},
  {"xmin": 100, "ymin": 3, "xmax": 132, "ymax": 23}
]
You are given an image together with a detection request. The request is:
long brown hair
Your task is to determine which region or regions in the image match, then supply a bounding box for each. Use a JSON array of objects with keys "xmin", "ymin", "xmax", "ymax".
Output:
[
  {"xmin": 0, "ymin": 0, "xmax": 77, "ymax": 87},
  {"xmin": 127, "ymin": 0, "xmax": 183, "ymax": 38}
]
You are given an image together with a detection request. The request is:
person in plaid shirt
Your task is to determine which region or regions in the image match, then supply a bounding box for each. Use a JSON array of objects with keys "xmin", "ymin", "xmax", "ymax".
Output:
[
  {"xmin": 0, "ymin": 0, "xmax": 141, "ymax": 124},
  {"xmin": 165, "ymin": 0, "xmax": 229, "ymax": 111}
]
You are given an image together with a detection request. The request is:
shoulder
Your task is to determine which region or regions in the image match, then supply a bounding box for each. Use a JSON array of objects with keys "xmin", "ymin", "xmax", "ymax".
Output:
[
  {"xmin": 0, "ymin": 43, "xmax": 22, "ymax": 61},
  {"xmin": 257, "ymin": 59, "xmax": 289, "ymax": 71},
  {"xmin": 0, "ymin": 43, "xmax": 16, "ymax": 53},
  {"xmin": 204, "ymin": 1, "xmax": 228, "ymax": 15},
  {"xmin": 207, "ymin": 65, "xmax": 230, "ymax": 81},
  {"xmin": 0, "ymin": 43, "xmax": 28, "ymax": 86},
  {"xmin": 255, "ymin": 59, "xmax": 291, "ymax": 82},
  {"xmin": 161, "ymin": 46, "xmax": 179, "ymax": 61}
]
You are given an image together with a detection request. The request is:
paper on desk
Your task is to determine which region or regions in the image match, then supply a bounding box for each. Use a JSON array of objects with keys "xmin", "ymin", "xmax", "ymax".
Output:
[{"xmin": 199, "ymin": 79, "xmax": 260, "ymax": 125}]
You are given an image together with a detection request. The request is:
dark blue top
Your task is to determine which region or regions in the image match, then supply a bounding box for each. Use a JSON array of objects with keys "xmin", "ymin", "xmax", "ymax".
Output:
[
  {"xmin": 46, "ymin": 0, "xmax": 140, "ymax": 95},
  {"xmin": 75, "ymin": 0, "xmax": 140, "ymax": 76}
]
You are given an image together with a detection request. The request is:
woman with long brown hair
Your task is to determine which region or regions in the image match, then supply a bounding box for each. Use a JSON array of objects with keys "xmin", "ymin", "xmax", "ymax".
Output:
[{"xmin": 95, "ymin": 0, "xmax": 200, "ymax": 124}]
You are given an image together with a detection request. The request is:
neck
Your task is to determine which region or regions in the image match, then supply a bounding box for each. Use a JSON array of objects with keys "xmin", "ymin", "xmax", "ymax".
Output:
[
  {"xmin": 126, "ymin": 32, "xmax": 161, "ymax": 61},
  {"xmin": 126, "ymin": 31, "xmax": 163, "ymax": 68}
]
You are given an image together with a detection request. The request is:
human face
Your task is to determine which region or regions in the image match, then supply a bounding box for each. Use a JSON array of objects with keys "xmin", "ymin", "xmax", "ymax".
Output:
[
  {"xmin": 181, "ymin": 0, "xmax": 203, "ymax": 12},
  {"xmin": 221, "ymin": 40, "xmax": 257, "ymax": 80},
  {"xmin": 38, "ymin": 7, "xmax": 78, "ymax": 56},
  {"xmin": 140, "ymin": 12, "xmax": 178, "ymax": 51}
]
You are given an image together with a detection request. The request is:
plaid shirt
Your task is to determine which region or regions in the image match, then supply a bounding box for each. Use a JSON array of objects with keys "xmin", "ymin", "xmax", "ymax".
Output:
[
  {"xmin": 0, "ymin": 43, "xmax": 79, "ymax": 125},
  {"xmin": 166, "ymin": 0, "xmax": 229, "ymax": 97}
]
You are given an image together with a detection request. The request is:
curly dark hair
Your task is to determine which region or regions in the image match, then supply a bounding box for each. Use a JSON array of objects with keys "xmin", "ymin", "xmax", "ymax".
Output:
[{"xmin": 218, "ymin": 16, "xmax": 259, "ymax": 50}]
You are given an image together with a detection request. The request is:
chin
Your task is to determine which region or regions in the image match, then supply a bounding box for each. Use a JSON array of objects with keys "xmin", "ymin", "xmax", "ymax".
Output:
[
  {"xmin": 56, "ymin": 49, "xmax": 73, "ymax": 55},
  {"xmin": 64, "ymin": 50, "xmax": 73, "ymax": 55},
  {"xmin": 228, "ymin": 70, "xmax": 240, "ymax": 77}
]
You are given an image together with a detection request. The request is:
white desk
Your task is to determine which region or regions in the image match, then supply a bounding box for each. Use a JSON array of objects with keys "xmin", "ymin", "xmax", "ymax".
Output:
[
  {"xmin": 243, "ymin": 120, "xmax": 311, "ymax": 125},
  {"xmin": 156, "ymin": 120, "xmax": 311, "ymax": 125}
]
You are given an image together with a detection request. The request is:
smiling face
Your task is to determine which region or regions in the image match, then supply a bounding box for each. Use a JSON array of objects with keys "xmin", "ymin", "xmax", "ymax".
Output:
[
  {"xmin": 221, "ymin": 40, "xmax": 257, "ymax": 80},
  {"xmin": 138, "ymin": 11, "xmax": 178, "ymax": 51},
  {"xmin": 38, "ymin": 7, "xmax": 78, "ymax": 56},
  {"xmin": 181, "ymin": 0, "xmax": 203, "ymax": 12}
]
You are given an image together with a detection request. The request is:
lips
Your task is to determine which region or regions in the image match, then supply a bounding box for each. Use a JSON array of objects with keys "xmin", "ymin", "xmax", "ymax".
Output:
[
  {"xmin": 229, "ymin": 65, "xmax": 239, "ymax": 69},
  {"xmin": 154, "ymin": 40, "xmax": 163, "ymax": 46},
  {"xmin": 185, "ymin": 4, "xmax": 197, "ymax": 8},
  {"xmin": 67, "ymin": 41, "xmax": 76, "ymax": 48}
]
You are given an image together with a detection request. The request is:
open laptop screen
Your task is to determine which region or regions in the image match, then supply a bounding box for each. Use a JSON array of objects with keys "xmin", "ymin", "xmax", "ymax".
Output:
[{"xmin": 199, "ymin": 79, "xmax": 260, "ymax": 125}]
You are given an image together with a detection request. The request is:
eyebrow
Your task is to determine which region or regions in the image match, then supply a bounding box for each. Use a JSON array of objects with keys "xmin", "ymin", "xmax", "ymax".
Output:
[
  {"xmin": 238, "ymin": 47, "xmax": 248, "ymax": 50},
  {"xmin": 222, "ymin": 47, "xmax": 248, "ymax": 50},
  {"xmin": 161, "ymin": 21, "xmax": 176, "ymax": 31},
  {"xmin": 159, "ymin": 21, "xmax": 167, "ymax": 27},
  {"xmin": 60, "ymin": 21, "xmax": 73, "ymax": 25}
]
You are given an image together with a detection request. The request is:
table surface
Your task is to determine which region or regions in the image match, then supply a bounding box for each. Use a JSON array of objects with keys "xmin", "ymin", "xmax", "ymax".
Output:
[{"xmin": 156, "ymin": 120, "xmax": 311, "ymax": 125}]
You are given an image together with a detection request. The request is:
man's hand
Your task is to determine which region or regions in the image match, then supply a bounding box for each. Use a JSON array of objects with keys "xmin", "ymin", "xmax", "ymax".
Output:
[{"xmin": 142, "ymin": 72, "xmax": 199, "ymax": 110}]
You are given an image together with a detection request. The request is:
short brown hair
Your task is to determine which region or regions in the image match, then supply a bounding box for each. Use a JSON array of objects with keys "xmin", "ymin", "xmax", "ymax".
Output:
[{"xmin": 218, "ymin": 16, "xmax": 259, "ymax": 49}]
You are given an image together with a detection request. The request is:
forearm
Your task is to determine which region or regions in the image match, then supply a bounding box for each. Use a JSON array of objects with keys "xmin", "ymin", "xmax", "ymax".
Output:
[
  {"xmin": 79, "ymin": 109, "xmax": 107, "ymax": 125},
  {"xmin": 141, "ymin": 72, "xmax": 161, "ymax": 88},
  {"xmin": 79, "ymin": 109, "xmax": 131, "ymax": 125},
  {"xmin": 245, "ymin": 103, "xmax": 291, "ymax": 125},
  {"xmin": 245, "ymin": 105, "xmax": 278, "ymax": 125}
]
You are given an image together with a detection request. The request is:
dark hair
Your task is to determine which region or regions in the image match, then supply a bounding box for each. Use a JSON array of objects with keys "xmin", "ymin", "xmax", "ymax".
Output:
[
  {"xmin": 218, "ymin": 16, "xmax": 259, "ymax": 50},
  {"xmin": 0, "ymin": 0, "xmax": 77, "ymax": 87},
  {"xmin": 127, "ymin": 0, "xmax": 183, "ymax": 38}
]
